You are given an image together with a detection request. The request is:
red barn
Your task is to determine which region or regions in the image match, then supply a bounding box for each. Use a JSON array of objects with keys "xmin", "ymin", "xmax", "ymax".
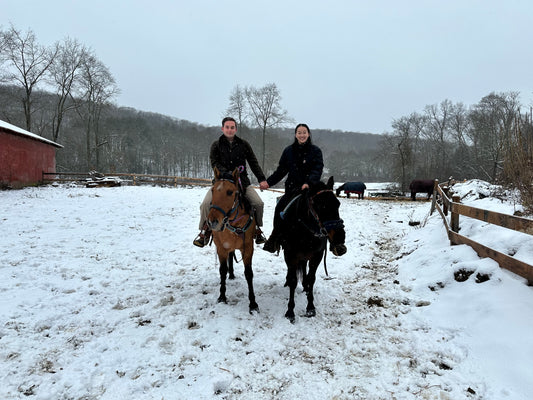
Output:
[{"xmin": 0, "ymin": 119, "xmax": 63, "ymax": 189}]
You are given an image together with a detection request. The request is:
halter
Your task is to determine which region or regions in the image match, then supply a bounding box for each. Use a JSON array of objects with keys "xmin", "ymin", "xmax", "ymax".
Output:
[
  {"xmin": 209, "ymin": 179, "xmax": 254, "ymax": 234},
  {"xmin": 305, "ymin": 189, "xmax": 345, "ymax": 238},
  {"xmin": 298, "ymin": 188, "xmax": 345, "ymax": 277}
]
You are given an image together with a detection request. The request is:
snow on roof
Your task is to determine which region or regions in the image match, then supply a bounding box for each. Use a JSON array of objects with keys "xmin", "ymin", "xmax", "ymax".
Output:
[{"xmin": 0, "ymin": 119, "xmax": 63, "ymax": 148}]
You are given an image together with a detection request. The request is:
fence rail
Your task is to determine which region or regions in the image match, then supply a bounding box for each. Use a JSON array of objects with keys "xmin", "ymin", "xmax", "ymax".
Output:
[
  {"xmin": 431, "ymin": 179, "xmax": 533, "ymax": 285},
  {"xmin": 42, "ymin": 172, "xmax": 212, "ymax": 187}
]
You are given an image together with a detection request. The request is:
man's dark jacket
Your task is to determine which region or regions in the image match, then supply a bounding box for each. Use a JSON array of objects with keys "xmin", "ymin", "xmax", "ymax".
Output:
[
  {"xmin": 266, "ymin": 141, "xmax": 324, "ymax": 194},
  {"xmin": 210, "ymin": 135, "xmax": 266, "ymax": 188}
]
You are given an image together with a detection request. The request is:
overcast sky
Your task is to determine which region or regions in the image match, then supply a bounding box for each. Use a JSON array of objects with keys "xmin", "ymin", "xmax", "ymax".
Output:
[{"xmin": 3, "ymin": 0, "xmax": 533, "ymax": 133}]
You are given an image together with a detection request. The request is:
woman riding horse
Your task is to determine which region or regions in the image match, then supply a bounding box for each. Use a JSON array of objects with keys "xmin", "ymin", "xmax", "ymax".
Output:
[
  {"xmin": 280, "ymin": 177, "xmax": 347, "ymax": 322},
  {"xmin": 260, "ymin": 123, "xmax": 324, "ymax": 253}
]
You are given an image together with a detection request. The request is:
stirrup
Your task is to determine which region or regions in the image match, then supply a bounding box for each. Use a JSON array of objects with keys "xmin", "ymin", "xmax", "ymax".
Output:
[
  {"xmin": 255, "ymin": 228, "xmax": 267, "ymax": 244},
  {"xmin": 193, "ymin": 230, "xmax": 210, "ymax": 248},
  {"xmin": 263, "ymin": 237, "xmax": 280, "ymax": 253},
  {"xmin": 193, "ymin": 234, "xmax": 206, "ymax": 248}
]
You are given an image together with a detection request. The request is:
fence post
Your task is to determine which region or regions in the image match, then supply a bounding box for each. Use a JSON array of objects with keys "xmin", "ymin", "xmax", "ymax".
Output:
[
  {"xmin": 451, "ymin": 195, "xmax": 461, "ymax": 232},
  {"xmin": 443, "ymin": 187, "xmax": 450, "ymax": 215},
  {"xmin": 430, "ymin": 179, "xmax": 438, "ymax": 215}
]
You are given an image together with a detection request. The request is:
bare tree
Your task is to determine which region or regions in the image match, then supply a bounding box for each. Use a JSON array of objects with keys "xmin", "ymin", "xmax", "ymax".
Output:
[
  {"xmin": 468, "ymin": 92, "xmax": 521, "ymax": 182},
  {"xmin": 422, "ymin": 99, "xmax": 453, "ymax": 177},
  {"xmin": 244, "ymin": 83, "xmax": 292, "ymax": 169},
  {"xmin": 225, "ymin": 84, "xmax": 248, "ymax": 131},
  {"xmin": 0, "ymin": 25, "xmax": 58, "ymax": 131},
  {"xmin": 447, "ymin": 102, "xmax": 473, "ymax": 177},
  {"xmin": 48, "ymin": 37, "xmax": 89, "ymax": 142},
  {"xmin": 389, "ymin": 112, "xmax": 425, "ymax": 191},
  {"xmin": 74, "ymin": 53, "xmax": 119, "ymax": 170}
]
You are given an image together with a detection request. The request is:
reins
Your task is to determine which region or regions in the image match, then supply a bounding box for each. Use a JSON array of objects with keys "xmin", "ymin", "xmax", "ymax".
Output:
[
  {"xmin": 209, "ymin": 178, "xmax": 254, "ymax": 235},
  {"xmin": 295, "ymin": 188, "xmax": 345, "ymax": 277}
]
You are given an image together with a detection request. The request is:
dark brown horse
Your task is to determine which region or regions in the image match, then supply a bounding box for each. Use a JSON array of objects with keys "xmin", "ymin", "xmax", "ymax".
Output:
[
  {"xmin": 409, "ymin": 179, "xmax": 435, "ymax": 201},
  {"xmin": 279, "ymin": 177, "xmax": 347, "ymax": 322},
  {"xmin": 207, "ymin": 167, "xmax": 259, "ymax": 313}
]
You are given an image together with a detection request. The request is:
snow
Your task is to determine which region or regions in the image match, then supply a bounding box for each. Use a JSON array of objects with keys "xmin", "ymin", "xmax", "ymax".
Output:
[{"xmin": 1, "ymin": 180, "xmax": 532, "ymax": 399}]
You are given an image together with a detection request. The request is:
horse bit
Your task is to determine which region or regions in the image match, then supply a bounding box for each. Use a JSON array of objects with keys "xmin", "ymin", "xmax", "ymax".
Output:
[{"xmin": 209, "ymin": 179, "xmax": 254, "ymax": 234}]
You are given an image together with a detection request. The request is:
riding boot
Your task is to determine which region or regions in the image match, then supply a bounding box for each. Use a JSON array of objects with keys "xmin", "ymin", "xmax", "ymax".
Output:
[
  {"xmin": 254, "ymin": 227, "xmax": 267, "ymax": 244},
  {"xmin": 193, "ymin": 222, "xmax": 211, "ymax": 248},
  {"xmin": 263, "ymin": 228, "xmax": 281, "ymax": 253}
]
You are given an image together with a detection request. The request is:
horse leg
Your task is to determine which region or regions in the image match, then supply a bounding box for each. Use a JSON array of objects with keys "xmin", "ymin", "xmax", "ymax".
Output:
[
  {"xmin": 284, "ymin": 263, "xmax": 298, "ymax": 323},
  {"xmin": 242, "ymin": 241, "xmax": 258, "ymax": 313},
  {"xmin": 244, "ymin": 262, "xmax": 259, "ymax": 313},
  {"xmin": 218, "ymin": 255, "xmax": 228, "ymax": 304},
  {"xmin": 305, "ymin": 257, "xmax": 321, "ymax": 318},
  {"xmin": 228, "ymin": 251, "xmax": 235, "ymax": 280}
]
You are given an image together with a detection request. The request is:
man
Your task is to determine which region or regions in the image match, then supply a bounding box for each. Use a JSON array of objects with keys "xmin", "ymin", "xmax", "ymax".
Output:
[{"xmin": 193, "ymin": 117, "xmax": 268, "ymax": 247}]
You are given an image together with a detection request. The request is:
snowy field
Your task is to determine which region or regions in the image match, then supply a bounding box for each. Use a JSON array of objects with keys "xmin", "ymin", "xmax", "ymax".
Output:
[{"xmin": 1, "ymin": 180, "xmax": 532, "ymax": 399}]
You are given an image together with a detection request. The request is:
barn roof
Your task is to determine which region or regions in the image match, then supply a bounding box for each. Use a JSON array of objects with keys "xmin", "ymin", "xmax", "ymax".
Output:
[{"xmin": 0, "ymin": 119, "xmax": 63, "ymax": 148}]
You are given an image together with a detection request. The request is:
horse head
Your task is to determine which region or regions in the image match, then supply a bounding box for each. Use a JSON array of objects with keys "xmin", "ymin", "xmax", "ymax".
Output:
[
  {"xmin": 308, "ymin": 177, "xmax": 347, "ymax": 256},
  {"xmin": 207, "ymin": 167, "xmax": 241, "ymax": 232}
]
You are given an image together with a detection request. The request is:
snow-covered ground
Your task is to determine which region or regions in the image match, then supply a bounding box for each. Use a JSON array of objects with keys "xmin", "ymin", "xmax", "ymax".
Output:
[{"xmin": 1, "ymin": 180, "xmax": 532, "ymax": 399}]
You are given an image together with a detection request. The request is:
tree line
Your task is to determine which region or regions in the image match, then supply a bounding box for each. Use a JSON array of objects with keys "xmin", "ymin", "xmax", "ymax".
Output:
[
  {"xmin": 381, "ymin": 94, "xmax": 533, "ymax": 210},
  {"xmin": 1, "ymin": 25, "xmax": 532, "ymax": 210}
]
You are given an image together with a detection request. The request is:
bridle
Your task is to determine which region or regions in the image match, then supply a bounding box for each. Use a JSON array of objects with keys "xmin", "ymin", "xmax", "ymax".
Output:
[
  {"xmin": 304, "ymin": 189, "xmax": 345, "ymax": 239},
  {"xmin": 209, "ymin": 179, "xmax": 254, "ymax": 234}
]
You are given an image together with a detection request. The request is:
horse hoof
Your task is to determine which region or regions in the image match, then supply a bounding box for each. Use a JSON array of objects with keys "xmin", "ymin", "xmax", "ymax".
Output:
[
  {"xmin": 228, "ymin": 274, "xmax": 235, "ymax": 280},
  {"xmin": 305, "ymin": 309, "xmax": 316, "ymax": 318},
  {"xmin": 249, "ymin": 304, "xmax": 260, "ymax": 314},
  {"xmin": 285, "ymin": 311, "xmax": 295, "ymax": 323},
  {"xmin": 217, "ymin": 296, "xmax": 227, "ymax": 304}
]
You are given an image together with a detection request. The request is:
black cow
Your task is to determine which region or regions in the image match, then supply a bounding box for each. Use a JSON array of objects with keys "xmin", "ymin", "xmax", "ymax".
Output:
[
  {"xmin": 335, "ymin": 182, "xmax": 366, "ymax": 199},
  {"xmin": 409, "ymin": 179, "xmax": 434, "ymax": 201}
]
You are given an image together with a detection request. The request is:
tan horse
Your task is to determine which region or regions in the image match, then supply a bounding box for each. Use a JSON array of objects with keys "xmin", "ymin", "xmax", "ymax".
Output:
[{"xmin": 207, "ymin": 167, "xmax": 259, "ymax": 313}]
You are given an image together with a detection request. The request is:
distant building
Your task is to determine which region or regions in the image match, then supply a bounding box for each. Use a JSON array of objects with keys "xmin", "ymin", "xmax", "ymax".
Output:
[{"xmin": 0, "ymin": 119, "xmax": 63, "ymax": 189}]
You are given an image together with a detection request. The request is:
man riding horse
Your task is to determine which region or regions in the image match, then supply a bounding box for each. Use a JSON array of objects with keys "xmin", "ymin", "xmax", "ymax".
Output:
[{"xmin": 194, "ymin": 117, "xmax": 267, "ymax": 247}]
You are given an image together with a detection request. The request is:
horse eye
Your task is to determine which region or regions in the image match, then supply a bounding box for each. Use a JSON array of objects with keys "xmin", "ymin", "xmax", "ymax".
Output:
[{"xmin": 227, "ymin": 190, "xmax": 233, "ymax": 196}]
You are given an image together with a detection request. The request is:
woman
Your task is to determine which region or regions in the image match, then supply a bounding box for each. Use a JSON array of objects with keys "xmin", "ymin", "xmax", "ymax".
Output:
[{"xmin": 260, "ymin": 123, "xmax": 324, "ymax": 253}]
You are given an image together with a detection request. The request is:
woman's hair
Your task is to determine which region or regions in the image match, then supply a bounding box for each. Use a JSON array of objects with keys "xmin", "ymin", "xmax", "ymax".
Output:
[{"xmin": 293, "ymin": 123, "xmax": 312, "ymax": 145}]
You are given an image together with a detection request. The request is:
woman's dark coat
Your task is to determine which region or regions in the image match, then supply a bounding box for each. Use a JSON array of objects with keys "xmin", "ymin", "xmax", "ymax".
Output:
[{"xmin": 266, "ymin": 141, "xmax": 324, "ymax": 194}]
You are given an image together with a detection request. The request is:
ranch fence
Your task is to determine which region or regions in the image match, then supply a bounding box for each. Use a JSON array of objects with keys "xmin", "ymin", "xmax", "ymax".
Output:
[
  {"xmin": 42, "ymin": 171, "xmax": 212, "ymax": 187},
  {"xmin": 430, "ymin": 179, "xmax": 533, "ymax": 285}
]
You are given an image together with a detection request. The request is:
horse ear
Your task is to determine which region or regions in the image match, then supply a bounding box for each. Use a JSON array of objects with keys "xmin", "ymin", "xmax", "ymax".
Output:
[
  {"xmin": 232, "ymin": 167, "xmax": 240, "ymax": 182},
  {"xmin": 214, "ymin": 167, "xmax": 221, "ymax": 180},
  {"xmin": 327, "ymin": 176, "xmax": 334, "ymax": 190}
]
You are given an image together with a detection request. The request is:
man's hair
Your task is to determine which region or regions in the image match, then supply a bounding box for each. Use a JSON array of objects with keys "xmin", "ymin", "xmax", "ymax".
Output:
[{"xmin": 222, "ymin": 117, "xmax": 237, "ymax": 127}]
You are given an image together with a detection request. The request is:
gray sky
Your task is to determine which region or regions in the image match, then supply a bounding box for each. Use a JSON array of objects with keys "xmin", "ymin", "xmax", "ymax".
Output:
[{"xmin": 3, "ymin": 0, "xmax": 533, "ymax": 133}]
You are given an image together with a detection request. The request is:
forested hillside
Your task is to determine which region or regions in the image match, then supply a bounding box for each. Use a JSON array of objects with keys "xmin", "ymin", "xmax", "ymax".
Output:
[{"xmin": 0, "ymin": 84, "xmax": 386, "ymax": 182}]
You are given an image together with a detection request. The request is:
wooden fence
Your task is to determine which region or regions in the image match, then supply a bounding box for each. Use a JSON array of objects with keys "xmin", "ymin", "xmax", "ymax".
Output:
[
  {"xmin": 42, "ymin": 172, "xmax": 212, "ymax": 187},
  {"xmin": 430, "ymin": 179, "xmax": 533, "ymax": 285}
]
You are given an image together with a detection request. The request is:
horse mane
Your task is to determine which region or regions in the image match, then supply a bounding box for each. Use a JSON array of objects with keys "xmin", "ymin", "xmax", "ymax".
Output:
[
  {"xmin": 218, "ymin": 171, "xmax": 236, "ymax": 182},
  {"xmin": 308, "ymin": 180, "xmax": 328, "ymax": 197}
]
